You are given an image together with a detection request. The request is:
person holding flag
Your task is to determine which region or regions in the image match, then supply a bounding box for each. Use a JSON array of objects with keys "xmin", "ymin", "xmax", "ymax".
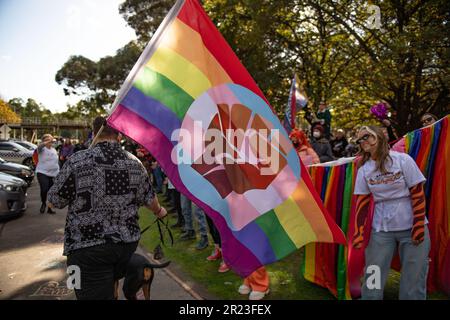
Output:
[
  {"xmin": 104, "ymin": 0, "xmax": 346, "ymax": 283},
  {"xmin": 353, "ymin": 125, "xmax": 430, "ymax": 300}
]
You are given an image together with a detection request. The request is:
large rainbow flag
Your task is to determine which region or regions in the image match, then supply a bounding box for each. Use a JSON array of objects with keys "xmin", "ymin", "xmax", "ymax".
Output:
[
  {"xmin": 106, "ymin": 0, "xmax": 345, "ymax": 277},
  {"xmin": 303, "ymin": 115, "xmax": 450, "ymax": 298}
]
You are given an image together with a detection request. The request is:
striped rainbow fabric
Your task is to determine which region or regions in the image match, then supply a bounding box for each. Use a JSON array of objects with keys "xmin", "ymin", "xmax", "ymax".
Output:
[
  {"xmin": 106, "ymin": 0, "xmax": 345, "ymax": 277},
  {"xmin": 405, "ymin": 115, "xmax": 450, "ymax": 294},
  {"xmin": 303, "ymin": 115, "xmax": 450, "ymax": 298}
]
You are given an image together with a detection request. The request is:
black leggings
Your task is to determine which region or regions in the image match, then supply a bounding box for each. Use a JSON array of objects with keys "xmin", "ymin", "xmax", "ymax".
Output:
[
  {"xmin": 37, "ymin": 173, "xmax": 54, "ymax": 204},
  {"xmin": 205, "ymin": 214, "xmax": 221, "ymax": 247}
]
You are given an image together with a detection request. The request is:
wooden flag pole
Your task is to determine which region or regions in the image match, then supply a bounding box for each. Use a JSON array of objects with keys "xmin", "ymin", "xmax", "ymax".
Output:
[{"xmin": 89, "ymin": 124, "xmax": 105, "ymax": 149}]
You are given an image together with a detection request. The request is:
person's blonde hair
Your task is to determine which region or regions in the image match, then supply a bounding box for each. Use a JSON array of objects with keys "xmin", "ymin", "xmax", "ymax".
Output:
[
  {"xmin": 41, "ymin": 134, "xmax": 53, "ymax": 142},
  {"xmin": 357, "ymin": 125, "xmax": 392, "ymax": 174}
]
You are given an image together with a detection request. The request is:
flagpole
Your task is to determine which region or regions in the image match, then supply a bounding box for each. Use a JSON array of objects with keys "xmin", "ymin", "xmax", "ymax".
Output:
[
  {"xmin": 106, "ymin": 0, "xmax": 186, "ymax": 119},
  {"xmin": 90, "ymin": 0, "xmax": 186, "ymax": 149},
  {"xmin": 89, "ymin": 125, "xmax": 104, "ymax": 148}
]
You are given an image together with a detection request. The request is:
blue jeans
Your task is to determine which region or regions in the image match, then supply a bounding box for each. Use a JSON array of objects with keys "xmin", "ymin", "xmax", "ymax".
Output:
[
  {"xmin": 152, "ymin": 166, "xmax": 163, "ymax": 193},
  {"xmin": 362, "ymin": 226, "xmax": 431, "ymax": 300},
  {"xmin": 180, "ymin": 194, "xmax": 207, "ymax": 236}
]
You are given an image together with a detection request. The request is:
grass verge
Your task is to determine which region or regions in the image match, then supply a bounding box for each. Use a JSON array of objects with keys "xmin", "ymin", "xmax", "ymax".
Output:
[{"xmin": 138, "ymin": 195, "xmax": 448, "ymax": 300}]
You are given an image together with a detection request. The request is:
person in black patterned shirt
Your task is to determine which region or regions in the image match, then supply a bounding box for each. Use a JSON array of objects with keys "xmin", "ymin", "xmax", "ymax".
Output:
[{"xmin": 48, "ymin": 116, "xmax": 167, "ymax": 300}]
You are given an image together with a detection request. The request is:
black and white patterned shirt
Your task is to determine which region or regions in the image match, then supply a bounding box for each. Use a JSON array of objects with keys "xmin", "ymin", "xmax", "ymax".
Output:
[{"xmin": 48, "ymin": 141, "xmax": 154, "ymax": 255}]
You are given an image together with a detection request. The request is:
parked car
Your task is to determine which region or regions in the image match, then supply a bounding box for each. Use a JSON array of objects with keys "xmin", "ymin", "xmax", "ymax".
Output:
[
  {"xmin": 0, "ymin": 141, "xmax": 34, "ymax": 168},
  {"xmin": 0, "ymin": 157, "xmax": 34, "ymax": 185},
  {"xmin": 10, "ymin": 140, "xmax": 37, "ymax": 151},
  {"xmin": 0, "ymin": 172, "xmax": 27, "ymax": 220}
]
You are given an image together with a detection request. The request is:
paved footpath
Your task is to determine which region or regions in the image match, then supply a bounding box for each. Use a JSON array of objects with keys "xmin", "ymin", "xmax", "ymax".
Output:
[{"xmin": 0, "ymin": 180, "xmax": 199, "ymax": 300}]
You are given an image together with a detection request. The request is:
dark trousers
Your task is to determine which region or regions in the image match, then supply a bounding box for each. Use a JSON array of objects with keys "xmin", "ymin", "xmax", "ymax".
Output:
[
  {"xmin": 205, "ymin": 214, "xmax": 221, "ymax": 247},
  {"xmin": 67, "ymin": 241, "xmax": 138, "ymax": 300},
  {"xmin": 170, "ymin": 190, "xmax": 183, "ymax": 224},
  {"xmin": 37, "ymin": 173, "xmax": 54, "ymax": 205}
]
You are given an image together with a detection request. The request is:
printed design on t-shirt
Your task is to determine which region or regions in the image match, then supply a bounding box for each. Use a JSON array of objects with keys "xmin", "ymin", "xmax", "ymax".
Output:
[{"xmin": 368, "ymin": 171, "xmax": 402, "ymax": 185}]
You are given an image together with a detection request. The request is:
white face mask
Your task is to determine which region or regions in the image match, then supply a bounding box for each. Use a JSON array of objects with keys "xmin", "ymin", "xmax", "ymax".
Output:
[{"xmin": 313, "ymin": 131, "xmax": 321, "ymax": 138}]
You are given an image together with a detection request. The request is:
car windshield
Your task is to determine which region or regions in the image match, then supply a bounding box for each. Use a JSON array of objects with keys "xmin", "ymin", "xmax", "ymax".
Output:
[
  {"xmin": 8, "ymin": 142, "xmax": 27, "ymax": 151},
  {"xmin": 16, "ymin": 141, "xmax": 35, "ymax": 150}
]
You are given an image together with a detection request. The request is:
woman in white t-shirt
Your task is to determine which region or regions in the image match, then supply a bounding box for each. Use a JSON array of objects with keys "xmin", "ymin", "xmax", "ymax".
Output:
[
  {"xmin": 353, "ymin": 125, "xmax": 430, "ymax": 300},
  {"xmin": 36, "ymin": 134, "xmax": 60, "ymax": 214}
]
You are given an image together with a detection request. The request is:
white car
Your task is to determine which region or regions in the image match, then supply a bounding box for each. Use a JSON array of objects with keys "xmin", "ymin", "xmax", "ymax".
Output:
[
  {"xmin": 0, "ymin": 141, "xmax": 34, "ymax": 168},
  {"xmin": 11, "ymin": 140, "xmax": 37, "ymax": 151}
]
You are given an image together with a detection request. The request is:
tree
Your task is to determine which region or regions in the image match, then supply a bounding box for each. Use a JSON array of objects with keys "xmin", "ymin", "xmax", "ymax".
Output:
[
  {"xmin": 55, "ymin": 41, "xmax": 143, "ymax": 116},
  {"xmin": 0, "ymin": 99, "xmax": 21, "ymax": 123},
  {"xmin": 301, "ymin": 0, "xmax": 450, "ymax": 134},
  {"xmin": 119, "ymin": 0, "xmax": 173, "ymax": 44},
  {"xmin": 56, "ymin": 0, "xmax": 450, "ymax": 134}
]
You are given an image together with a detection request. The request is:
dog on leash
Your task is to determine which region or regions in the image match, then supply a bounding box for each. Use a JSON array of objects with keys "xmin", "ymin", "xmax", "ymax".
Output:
[{"xmin": 115, "ymin": 253, "xmax": 170, "ymax": 300}]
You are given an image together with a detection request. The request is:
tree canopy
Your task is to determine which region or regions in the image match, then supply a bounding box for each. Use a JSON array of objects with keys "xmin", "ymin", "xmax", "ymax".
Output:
[
  {"xmin": 55, "ymin": 0, "xmax": 450, "ymax": 135},
  {"xmin": 0, "ymin": 99, "xmax": 21, "ymax": 123}
]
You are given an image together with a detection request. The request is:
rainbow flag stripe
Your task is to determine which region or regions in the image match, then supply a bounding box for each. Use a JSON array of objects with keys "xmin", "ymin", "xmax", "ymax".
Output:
[
  {"xmin": 107, "ymin": 0, "xmax": 345, "ymax": 277},
  {"xmin": 303, "ymin": 115, "xmax": 450, "ymax": 298}
]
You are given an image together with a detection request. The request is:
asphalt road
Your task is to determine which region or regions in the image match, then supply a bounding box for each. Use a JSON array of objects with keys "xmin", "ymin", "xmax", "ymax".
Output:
[{"xmin": 0, "ymin": 179, "xmax": 197, "ymax": 300}]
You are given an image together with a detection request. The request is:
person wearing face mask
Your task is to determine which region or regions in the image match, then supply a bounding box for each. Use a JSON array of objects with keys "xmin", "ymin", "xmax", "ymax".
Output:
[
  {"xmin": 310, "ymin": 125, "xmax": 334, "ymax": 163},
  {"xmin": 353, "ymin": 125, "xmax": 430, "ymax": 300},
  {"xmin": 289, "ymin": 128, "xmax": 319, "ymax": 166}
]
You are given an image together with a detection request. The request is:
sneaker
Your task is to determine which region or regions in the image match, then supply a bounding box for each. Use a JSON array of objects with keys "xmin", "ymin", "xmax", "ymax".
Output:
[
  {"xmin": 195, "ymin": 236, "xmax": 208, "ymax": 250},
  {"xmin": 180, "ymin": 230, "xmax": 196, "ymax": 241},
  {"xmin": 249, "ymin": 289, "xmax": 269, "ymax": 300},
  {"xmin": 206, "ymin": 247, "xmax": 222, "ymax": 261},
  {"xmin": 218, "ymin": 261, "xmax": 230, "ymax": 273},
  {"xmin": 238, "ymin": 284, "xmax": 251, "ymax": 295}
]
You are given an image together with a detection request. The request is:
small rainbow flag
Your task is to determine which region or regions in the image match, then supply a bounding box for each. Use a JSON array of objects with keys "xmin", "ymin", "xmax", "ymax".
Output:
[
  {"xmin": 283, "ymin": 73, "xmax": 307, "ymax": 134},
  {"xmin": 106, "ymin": 0, "xmax": 345, "ymax": 277}
]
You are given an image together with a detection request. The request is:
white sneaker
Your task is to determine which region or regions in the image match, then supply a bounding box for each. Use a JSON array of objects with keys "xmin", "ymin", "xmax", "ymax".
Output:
[
  {"xmin": 249, "ymin": 289, "xmax": 269, "ymax": 300},
  {"xmin": 238, "ymin": 284, "xmax": 251, "ymax": 295}
]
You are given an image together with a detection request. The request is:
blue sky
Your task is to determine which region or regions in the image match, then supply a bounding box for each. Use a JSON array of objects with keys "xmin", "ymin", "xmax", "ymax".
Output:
[{"xmin": 0, "ymin": 0, "xmax": 137, "ymax": 112}]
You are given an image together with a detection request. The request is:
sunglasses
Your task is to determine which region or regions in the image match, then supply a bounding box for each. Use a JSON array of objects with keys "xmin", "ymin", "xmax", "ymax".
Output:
[
  {"xmin": 356, "ymin": 134, "xmax": 372, "ymax": 145},
  {"xmin": 422, "ymin": 117, "xmax": 433, "ymax": 125}
]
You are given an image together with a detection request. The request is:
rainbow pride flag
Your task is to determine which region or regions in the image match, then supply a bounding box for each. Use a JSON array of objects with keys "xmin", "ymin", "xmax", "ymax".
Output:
[
  {"xmin": 283, "ymin": 73, "xmax": 307, "ymax": 134},
  {"xmin": 106, "ymin": 0, "xmax": 345, "ymax": 277},
  {"xmin": 405, "ymin": 115, "xmax": 450, "ymax": 294},
  {"xmin": 303, "ymin": 115, "xmax": 450, "ymax": 298}
]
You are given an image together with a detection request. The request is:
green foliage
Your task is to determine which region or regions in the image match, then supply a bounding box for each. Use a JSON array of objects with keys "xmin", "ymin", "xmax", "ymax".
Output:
[
  {"xmin": 119, "ymin": 0, "xmax": 173, "ymax": 44},
  {"xmin": 55, "ymin": 41, "xmax": 143, "ymax": 117},
  {"xmin": 55, "ymin": 0, "xmax": 450, "ymax": 134}
]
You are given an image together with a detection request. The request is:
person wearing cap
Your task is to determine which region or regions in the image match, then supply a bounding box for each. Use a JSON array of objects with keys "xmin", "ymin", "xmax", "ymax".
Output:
[
  {"xmin": 36, "ymin": 134, "xmax": 59, "ymax": 214},
  {"xmin": 311, "ymin": 125, "xmax": 334, "ymax": 163}
]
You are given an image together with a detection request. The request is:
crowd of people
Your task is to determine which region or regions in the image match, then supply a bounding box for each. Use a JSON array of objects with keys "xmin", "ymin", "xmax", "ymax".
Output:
[{"xmin": 30, "ymin": 105, "xmax": 445, "ymax": 300}]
